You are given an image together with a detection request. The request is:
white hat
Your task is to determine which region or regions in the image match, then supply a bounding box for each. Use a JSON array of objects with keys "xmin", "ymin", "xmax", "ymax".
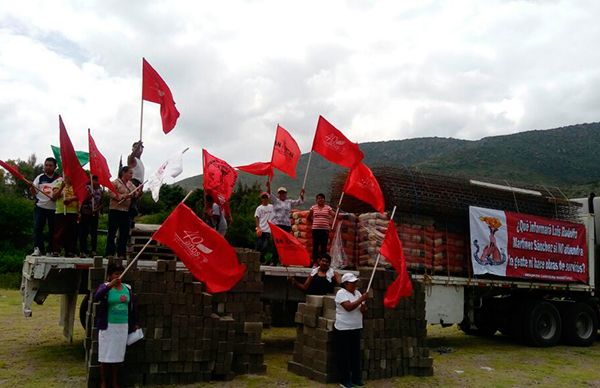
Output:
[
  {"xmin": 341, "ymin": 273, "xmax": 359, "ymax": 283},
  {"xmin": 277, "ymin": 187, "xmax": 287, "ymax": 193}
]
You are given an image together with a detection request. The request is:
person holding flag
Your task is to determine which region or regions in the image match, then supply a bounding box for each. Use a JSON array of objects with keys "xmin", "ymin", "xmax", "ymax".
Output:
[
  {"xmin": 335, "ymin": 273, "xmax": 369, "ymax": 388},
  {"xmin": 266, "ymin": 180, "xmax": 304, "ymax": 266},
  {"xmin": 307, "ymin": 193, "xmax": 335, "ymax": 265},
  {"xmin": 30, "ymin": 157, "xmax": 60, "ymax": 256},
  {"xmin": 51, "ymin": 175, "xmax": 79, "ymax": 257},
  {"xmin": 127, "ymin": 141, "xmax": 145, "ymax": 228},
  {"xmin": 105, "ymin": 166, "xmax": 140, "ymax": 258},
  {"xmin": 205, "ymin": 194, "xmax": 228, "ymax": 236},
  {"xmin": 79, "ymin": 176, "xmax": 104, "ymax": 257}
]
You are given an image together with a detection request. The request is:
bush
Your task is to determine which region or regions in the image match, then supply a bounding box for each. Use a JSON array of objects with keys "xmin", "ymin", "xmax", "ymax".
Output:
[{"xmin": 0, "ymin": 194, "xmax": 33, "ymax": 249}]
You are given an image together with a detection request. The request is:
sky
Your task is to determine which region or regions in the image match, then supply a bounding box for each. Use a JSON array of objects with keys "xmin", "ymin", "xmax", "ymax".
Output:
[{"xmin": 1, "ymin": 0, "xmax": 599, "ymax": 181}]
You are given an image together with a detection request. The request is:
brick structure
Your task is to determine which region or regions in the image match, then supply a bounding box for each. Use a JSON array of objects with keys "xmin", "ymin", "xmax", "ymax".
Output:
[
  {"xmin": 288, "ymin": 267, "xmax": 432, "ymax": 383},
  {"xmin": 83, "ymin": 249, "xmax": 265, "ymax": 386}
]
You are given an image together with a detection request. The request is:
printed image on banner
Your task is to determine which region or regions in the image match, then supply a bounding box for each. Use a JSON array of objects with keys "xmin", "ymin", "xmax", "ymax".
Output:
[
  {"xmin": 469, "ymin": 206, "xmax": 588, "ymax": 283},
  {"xmin": 469, "ymin": 206, "xmax": 508, "ymax": 277}
]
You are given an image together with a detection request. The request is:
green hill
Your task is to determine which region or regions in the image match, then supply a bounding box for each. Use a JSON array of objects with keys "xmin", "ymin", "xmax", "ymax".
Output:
[{"xmin": 176, "ymin": 122, "xmax": 600, "ymax": 199}]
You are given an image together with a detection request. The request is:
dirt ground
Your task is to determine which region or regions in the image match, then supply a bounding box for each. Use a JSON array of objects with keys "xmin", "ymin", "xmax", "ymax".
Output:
[{"xmin": 2, "ymin": 289, "xmax": 600, "ymax": 387}]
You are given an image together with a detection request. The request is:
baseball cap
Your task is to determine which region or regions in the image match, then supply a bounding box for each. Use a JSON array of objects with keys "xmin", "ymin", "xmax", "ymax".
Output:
[
  {"xmin": 277, "ymin": 187, "xmax": 287, "ymax": 193},
  {"xmin": 341, "ymin": 273, "xmax": 359, "ymax": 283},
  {"xmin": 260, "ymin": 192, "xmax": 269, "ymax": 198}
]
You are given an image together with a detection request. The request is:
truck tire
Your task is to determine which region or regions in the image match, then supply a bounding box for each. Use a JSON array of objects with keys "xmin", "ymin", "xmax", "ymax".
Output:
[
  {"xmin": 561, "ymin": 302, "xmax": 598, "ymax": 347},
  {"xmin": 523, "ymin": 300, "xmax": 561, "ymax": 347},
  {"xmin": 79, "ymin": 294, "xmax": 90, "ymax": 329}
]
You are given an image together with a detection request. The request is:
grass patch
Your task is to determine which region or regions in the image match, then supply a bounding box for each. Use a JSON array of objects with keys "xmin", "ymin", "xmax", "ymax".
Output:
[
  {"xmin": 2, "ymin": 289, "xmax": 600, "ymax": 387},
  {"xmin": 0, "ymin": 272, "xmax": 20, "ymax": 289}
]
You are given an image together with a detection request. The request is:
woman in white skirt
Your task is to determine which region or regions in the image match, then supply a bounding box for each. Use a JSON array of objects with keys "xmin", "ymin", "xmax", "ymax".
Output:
[{"xmin": 93, "ymin": 263, "xmax": 139, "ymax": 388}]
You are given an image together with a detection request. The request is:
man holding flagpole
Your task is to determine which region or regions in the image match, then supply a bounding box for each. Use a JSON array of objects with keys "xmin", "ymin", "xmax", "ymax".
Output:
[
  {"xmin": 266, "ymin": 180, "xmax": 304, "ymax": 266},
  {"xmin": 127, "ymin": 141, "xmax": 145, "ymax": 227},
  {"xmin": 30, "ymin": 157, "xmax": 60, "ymax": 256}
]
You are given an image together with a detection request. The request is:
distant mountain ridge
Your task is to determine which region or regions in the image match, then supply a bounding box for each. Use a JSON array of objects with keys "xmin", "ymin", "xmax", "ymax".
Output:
[{"xmin": 176, "ymin": 122, "xmax": 600, "ymax": 198}]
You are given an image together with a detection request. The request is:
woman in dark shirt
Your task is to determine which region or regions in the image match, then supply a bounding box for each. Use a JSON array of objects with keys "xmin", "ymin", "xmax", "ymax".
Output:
[{"xmin": 289, "ymin": 254, "xmax": 341, "ymax": 295}]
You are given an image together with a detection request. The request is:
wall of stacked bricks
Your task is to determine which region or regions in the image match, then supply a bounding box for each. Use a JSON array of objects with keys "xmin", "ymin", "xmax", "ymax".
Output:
[
  {"xmin": 287, "ymin": 268, "xmax": 432, "ymax": 383},
  {"xmin": 83, "ymin": 249, "xmax": 266, "ymax": 387}
]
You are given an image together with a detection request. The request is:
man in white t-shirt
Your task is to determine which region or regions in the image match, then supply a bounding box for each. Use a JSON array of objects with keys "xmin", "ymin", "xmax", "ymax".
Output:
[
  {"xmin": 254, "ymin": 192, "xmax": 274, "ymax": 263},
  {"xmin": 335, "ymin": 273, "xmax": 369, "ymax": 388},
  {"xmin": 29, "ymin": 157, "xmax": 60, "ymax": 256}
]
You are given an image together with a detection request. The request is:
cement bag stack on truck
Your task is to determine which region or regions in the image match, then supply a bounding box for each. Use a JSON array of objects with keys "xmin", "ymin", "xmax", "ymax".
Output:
[{"xmin": 357, "ymin": 212, "xmax": 390, "ymax": 266}]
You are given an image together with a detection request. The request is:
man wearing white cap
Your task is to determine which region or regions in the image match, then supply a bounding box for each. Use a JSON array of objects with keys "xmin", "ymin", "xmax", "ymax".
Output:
[
  {"xmin": 265, "ymin": 180, "xmax": 304, "ymax": 265},
  {"xmin": 335, "ymin": 273, "xmax": 368, "ymax": 388}
]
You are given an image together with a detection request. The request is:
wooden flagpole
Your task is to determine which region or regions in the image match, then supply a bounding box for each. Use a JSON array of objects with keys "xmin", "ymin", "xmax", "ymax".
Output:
[
  {"xmin": 139, "ymin": 59, "xmax": 145, "ymax": 141},
  {"xmin": 366, "ymin": 205, "xmax": 397, "ymax": 293},
  {"xmin": 330, "ymin": 192, "xmax": 345, "ymax": 230},
  {"xmin": 121, "ymin": 190, "xmax": 194, "ymax": 279},
  {"xmin": 301, "ymin": 151, "xmax": 313, "ymax": 191}
]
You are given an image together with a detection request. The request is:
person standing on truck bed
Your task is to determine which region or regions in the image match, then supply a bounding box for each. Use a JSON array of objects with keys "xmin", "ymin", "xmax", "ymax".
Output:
[
  {"xmin": 105, "ymin": 166, "xmax": 139, "ymax": 258},
  {"xmin": 307, "ymin": 193, "xmax": 335, "ymax": 266},
  {"xmin": 127, "ymin": 141, "xmax": 144, "ymax": 228},
  {"xmin": 79, "ymin": 175, "xmax": 103, "ymax": 257},
  {"xmin": 30, "ymin": 157, "xmax": 60, "ymax": 256},
  {"xmin": 266, "ymin": 180, "xmax": 305, "ymax": 266},
  {"xmin": 254, "ymin": 191, "xmax": 274, "ymax": 263},
  {"xmin": 94, "ymin": 263, "xmax": 139, "ymax": 388},
  {"xmin": 51, "ymin": 175, "xmax": 79, "ymax": 257}
]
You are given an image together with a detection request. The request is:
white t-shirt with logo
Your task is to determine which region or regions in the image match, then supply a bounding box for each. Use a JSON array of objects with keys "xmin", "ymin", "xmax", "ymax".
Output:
[
  {"xmin": 254, "ymin": 204, "xmax": 274, "ymax": 233},
  {"xmin": 334, "ymin": 288, "xmax": 363, "ymax": 330}
]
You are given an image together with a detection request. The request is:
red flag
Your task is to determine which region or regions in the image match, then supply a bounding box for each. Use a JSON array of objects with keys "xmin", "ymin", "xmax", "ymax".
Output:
[
  {"xmin": 269, "ymin": 222, "xmax": 311, "ymax": 267},
  {"xmin": 312, "ymin": 115, "xmax": 364, "ymax": 168},
  {"xmin": 59, "ymin": 116, "xmax": 89, "ymax": 202},
  {"xmin": 343, "ymin": 162, "xmax": 385, "ymax": 213},
  {"xmin": 271, "ymin": 125, "xmax": 301, "ymax": 179},
  {"xmin": 203, "ymin": 149, "xmax": 238, "ymax": 206},
  {"xmin": 142, "ymin": 58, "xmax": 180, "ymax": 134},
  {"xmin": 380, "ymin": 222, "xmax": 413, "ymax": 308},
  {"xmin": 237, "ymin": 161, "xmax": 273, "ymax": 180},
  {"xmin": 152, "ymin": 203, "xmax": 246, "ymax": 293},
  {"xmin": 88, "ymin": 129, "xmax": 117, "ymax": 195},
  {"xmin": 0, "ymin": 160, "xmax": 26, "ymax": 182}
]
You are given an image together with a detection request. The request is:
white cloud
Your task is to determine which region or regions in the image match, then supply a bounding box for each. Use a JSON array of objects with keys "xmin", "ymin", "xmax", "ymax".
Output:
[{"xmin": 1, "ymin": 0, "xmax": 599, "ymax": 181}]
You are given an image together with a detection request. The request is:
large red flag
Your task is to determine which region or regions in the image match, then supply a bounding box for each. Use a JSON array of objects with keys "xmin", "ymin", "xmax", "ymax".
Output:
[
  {"xmin": 203, "ymin": 149, "xmax": 238, "ymax": 205},
  {"xmin": 271, "ymin": 125, "xmax": 301, "ymax": 179},
  {"xmin": 142, "ymin": 58, "xmax": 180, "ymax": 134},
  {"xmin": 269, "ymin": 222, "xmax": 311, "ymax": 267},
  {"xmin": 0, "ymin": 160, "xmax": 26, "ymax": 182},
  {"xmin": 88, "ymin": 129, "xmax": 117, "ymax": 195},
  {"xmin": 380, "ymin": 222, "xmax": 413, "ymax": 308},
  {"xmin": 343, "ymin": 162, "xmax": 385, "ymax": 213},
  {"xmin": 152, "ymin": 203, "xmax": 246, "ymax": 293},
  {"xmin": 312, "ymin": 115, "xmax": 363, "ymax": 169},
  {"xmin": 59, "ymin": 116, "xmax": 89, "ymax": 202},
  {"xmin": 237, "ymin": 161, "xmax": 273, "ymax": 180}
]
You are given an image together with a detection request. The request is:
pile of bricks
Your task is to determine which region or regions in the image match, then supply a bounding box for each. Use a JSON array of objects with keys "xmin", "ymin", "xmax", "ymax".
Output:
[
  {"xmin": 84, "ymin": 249, "xmax": 266, "ymax": 386},
  {"xmin": 287, "ymin": 267, "xmax": 433, "ymax": 384},
  {"xmin": 288, "ymin": 294, "xmax": 338, "ymax": 383}
]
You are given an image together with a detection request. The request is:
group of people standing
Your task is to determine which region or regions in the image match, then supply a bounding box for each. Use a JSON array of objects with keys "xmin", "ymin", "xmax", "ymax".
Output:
[
  {"xmin": 254, "ymin": 181, "xmax": 335, "ymax": 266},
  {"xmin": 30, "ymin": 142, "xmax": 145, "ymax": 259}
]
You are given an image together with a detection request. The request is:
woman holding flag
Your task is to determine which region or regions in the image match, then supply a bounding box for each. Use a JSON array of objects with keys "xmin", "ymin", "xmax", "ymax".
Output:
[
  {"xmin": 335, "ymin": 273, "xmax": 368, "ymax": 388},
  {"xmin": 105, "ymin": 166, "xmax": 140, "ymax": 258}
]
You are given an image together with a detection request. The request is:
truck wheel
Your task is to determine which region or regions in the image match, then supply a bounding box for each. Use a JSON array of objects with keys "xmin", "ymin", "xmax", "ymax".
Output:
[
  {"xmin": 562, "ymin": 302, "xmax": 598, "ymax": 347},
  {"xmin": 523, "ymin": 301, "xmax": 561, "ymax": 347},
  {"xmin": 79, "ymin": 294, "xmax": 90, "ymax": 329}
]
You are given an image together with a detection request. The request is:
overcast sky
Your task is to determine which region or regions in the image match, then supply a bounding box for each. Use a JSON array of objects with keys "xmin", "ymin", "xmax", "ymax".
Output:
[{"xmin": 1, "ymin": 1, "xmax": 599, "ymax": 181}]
